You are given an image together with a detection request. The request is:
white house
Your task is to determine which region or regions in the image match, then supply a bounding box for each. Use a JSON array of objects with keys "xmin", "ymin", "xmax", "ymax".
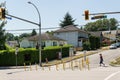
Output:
[
  {"xmin": 53, "ymin": 25, "xmax": 89, "ymax": 47},
  {"xmin": 20, "ymin": 33, "xmax": 67, "ymax": 48},
  {"xmin": 20, "ymin": 38, "xmax": 30, "ymax": 48},
  {"xmin": 6, "ymin": 41, "xmax": 18, "ymax": 48}
]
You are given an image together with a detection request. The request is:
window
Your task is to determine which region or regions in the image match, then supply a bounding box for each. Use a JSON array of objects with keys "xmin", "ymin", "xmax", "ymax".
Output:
[{"xmin": 53, "ymin": 42, "xmax": 57, "ymax": 46}]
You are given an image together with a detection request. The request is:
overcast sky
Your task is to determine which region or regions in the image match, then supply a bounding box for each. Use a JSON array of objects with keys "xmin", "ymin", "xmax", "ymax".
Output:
[{"xmin": 1, "ymin": 0, "xmax": 120, "ymax": 35}]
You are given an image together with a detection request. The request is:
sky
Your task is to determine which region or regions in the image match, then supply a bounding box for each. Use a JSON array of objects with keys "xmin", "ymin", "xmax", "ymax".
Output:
[{"xmin": 1, "ymin": 0, "xmax": 120, "ymax": 36}]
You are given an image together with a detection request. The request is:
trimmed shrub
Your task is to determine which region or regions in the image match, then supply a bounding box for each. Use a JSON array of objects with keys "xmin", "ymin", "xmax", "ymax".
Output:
[
  {"xmin": 83, "ymin": 41, "xmax": 90, "ymax": 50},
  {"xmin": 0, "ymin": 46, "xmax": 70, "ymax": 66}
]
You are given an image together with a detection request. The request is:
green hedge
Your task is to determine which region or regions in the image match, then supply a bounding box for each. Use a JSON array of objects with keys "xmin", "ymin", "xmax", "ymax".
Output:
[{"xmin": 0, "ymin": 46, "xmax": 70, "ymax": 66}]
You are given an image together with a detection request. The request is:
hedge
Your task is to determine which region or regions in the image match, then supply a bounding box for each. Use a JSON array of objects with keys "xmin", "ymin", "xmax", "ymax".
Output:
[{"xmin": 0, "ymin": 46, "xmax": 70, "ymax": 66}]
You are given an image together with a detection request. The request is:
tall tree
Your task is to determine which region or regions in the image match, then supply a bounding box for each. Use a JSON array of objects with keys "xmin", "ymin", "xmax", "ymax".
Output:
[
  {"xmin": 59, "ymin": 12, "xmax": 77, "ymax": 28},
  {"xmin": 0, "ymin": 21, "xmax": 6, "ymax": 50},
  {"xmin": 6, "ymin": 33, "xmax": 15, "ymax": 41},
  {"xmin": 19, "ymin": 33, "xmax": 30, "ymax": 39},
  {"xmin": 31, "ymin": 29, "xmax": 37, "ymax": 36},
  {"xmin": 84, "ymin": 18, "xmax": 118, "ymax": 31}
]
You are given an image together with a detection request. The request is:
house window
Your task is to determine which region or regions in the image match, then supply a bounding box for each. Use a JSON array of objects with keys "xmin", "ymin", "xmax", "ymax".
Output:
[{"xmin": 53, "ymin": 42, "xmax": 57, "ymax": 46}]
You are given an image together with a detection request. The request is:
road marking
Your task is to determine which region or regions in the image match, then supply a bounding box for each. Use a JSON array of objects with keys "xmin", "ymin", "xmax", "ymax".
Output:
[{"xmin": 104, "ymin": 71, "xmax": 120, "ymax": 80}]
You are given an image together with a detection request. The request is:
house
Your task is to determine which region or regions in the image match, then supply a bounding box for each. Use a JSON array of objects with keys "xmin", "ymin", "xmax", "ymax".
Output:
[
  {"xmin": 53, "ymin": 25, "xmax": 89, "ymax": 47},
  {"xmin": 20, "ymin": 33, "xmax": 67, "ymax": 48},
  {"xmin": 6, "ymin": 41, "xmax": 18, "ymax": 48},
  {"xmin": 90, "ymin": 30, "xmax": 119, "ymax": 45},
  {"xmin": 102, "ymin": 30, "xmax": 117, "ymax": 41}
]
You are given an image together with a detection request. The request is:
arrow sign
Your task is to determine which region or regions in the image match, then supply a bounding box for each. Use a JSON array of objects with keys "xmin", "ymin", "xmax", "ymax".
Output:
[{"xmin": 6, "ymin": 16, "xmax": 12, "ymax": 20}]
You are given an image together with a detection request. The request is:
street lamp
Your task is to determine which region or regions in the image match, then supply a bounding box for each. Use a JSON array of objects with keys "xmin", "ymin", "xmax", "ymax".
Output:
[{"xmin": 28, "ymin": 1, "xmax": 42, "ymax": 66}]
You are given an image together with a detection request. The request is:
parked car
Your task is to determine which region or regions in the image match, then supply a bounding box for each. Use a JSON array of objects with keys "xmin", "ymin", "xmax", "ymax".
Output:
[
  {"xmin": 109, "ymin": 43, "xmax": 117, "ymax": 49},
  {"xmin": 115, "ymin": 42, "xmax": 120, "ymax": 47}
]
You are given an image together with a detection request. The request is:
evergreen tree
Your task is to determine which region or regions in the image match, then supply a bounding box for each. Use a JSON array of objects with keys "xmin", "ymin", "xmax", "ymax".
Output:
[
  {"xmin": 0, "ymin": 21, "xmax": 6, "ymax": 50},
  {"xmin": 59, "ymin": 12, "xmax": 77, "ymax": 28},
  {"xmin": 31, "ymin": 29, "xmax": 37, "ymax": 36}
]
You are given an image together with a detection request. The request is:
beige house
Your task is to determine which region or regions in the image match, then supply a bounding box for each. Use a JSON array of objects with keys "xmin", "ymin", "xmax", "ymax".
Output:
[{"xmin": 20, "ymin": 33, "xmax": 67, "ymax": 48}]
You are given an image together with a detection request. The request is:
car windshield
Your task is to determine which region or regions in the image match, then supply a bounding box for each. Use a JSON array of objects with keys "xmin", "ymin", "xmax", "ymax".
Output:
[{"xmin": 111, "ymin": 44, "xmax": 116, "ymax": 46}]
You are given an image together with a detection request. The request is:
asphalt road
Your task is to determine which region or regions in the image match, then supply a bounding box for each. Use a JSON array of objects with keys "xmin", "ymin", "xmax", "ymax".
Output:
[{"xmin": 0, "ymin": 48, "xmax": 120, "ymax": 80}]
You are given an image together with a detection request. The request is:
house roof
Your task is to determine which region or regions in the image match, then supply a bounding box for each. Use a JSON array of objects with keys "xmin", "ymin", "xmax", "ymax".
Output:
[
  {"xmin": 54, "ymin": 25, "xmax": 87, "ymax": 33},
  {"xmin": 90, "ymin": 30, "xmax": 119, "ymax": 40},
  {"xmin": 28, "ymin": 33, "xmax": 66, "ymax": 41},
  {"xmin": 89, "ymin": 31, "xmax": 102, "ymax": 37}
]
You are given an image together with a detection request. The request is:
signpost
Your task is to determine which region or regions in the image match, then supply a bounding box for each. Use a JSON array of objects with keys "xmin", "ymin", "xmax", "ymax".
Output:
[
  {"xmin": 83, "ymin": 50, "xmax": 87, "ymax": 61},
  {"xmin": 15, "ymin": 47, "xmax": 19, "ymax": 68},
  {"xmin": 69, "ymin": 47, "xmax": 74, "ymax": 57}
]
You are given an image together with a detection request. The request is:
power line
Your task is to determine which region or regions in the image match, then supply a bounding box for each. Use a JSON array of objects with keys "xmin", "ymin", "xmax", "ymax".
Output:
[{"xmin": 6, "ymin": 27, "xmax": 60, "ymax": 31}]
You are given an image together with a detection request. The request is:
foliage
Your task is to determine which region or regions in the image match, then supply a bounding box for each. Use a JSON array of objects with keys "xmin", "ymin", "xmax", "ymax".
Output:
[
  {"xmin": 82, "ymin": 41, "xmax": 91, "ymax": 50},
  {"xmin": 19, "ymin": 33, "xmax": 31, "ymax": 39},
  {"xmin": 89, "ymin": 35, "xmax": 100, "ymax": 50},
  {"xmin": 95, "ymin": 37, "xmax": 100, "ymax": 48},
  {"xmin": 0, "ymin": 21, "xmax": 6, "ymax": 50},
  {"xmin": 6, "ymin": 33, "xmax": 15, "ymax": 41},
  {"xmin": 59, "ymin": 12, "xmax": 77, "ymax": 28},
  {"xmin": 0, "ymin": 46, "xmax": 70, "ymax": 66},
  {"xmin": 5, "ymin": 44, "xmax": 13, "ymax": 50},
  {"xmin": 31, "ymin": 29, "xmax": 37, "ymax": 36},
  {"xmin": 46, "ymin": 31, "xmax": 54, "ymax": 35},
  {"xmin": 84, "ymin": 18, "xmax": 118, "ymax": 31}
]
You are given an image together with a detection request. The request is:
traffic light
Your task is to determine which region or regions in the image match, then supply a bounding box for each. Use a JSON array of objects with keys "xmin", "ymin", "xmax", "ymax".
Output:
[
  {"xmin": 85, "ymin": 10, "xmax": 89, "ymax": 20},
  {"xmin": 1, "ymin": 8, "xmax": 5, "ymax": 19},
  {"xmin": 91, "ymin": 15, "xmax": 107, "ymax": 20},
  {"xmin": 0, "ymin": 8, "xmax": 5, "ymax": 20}
]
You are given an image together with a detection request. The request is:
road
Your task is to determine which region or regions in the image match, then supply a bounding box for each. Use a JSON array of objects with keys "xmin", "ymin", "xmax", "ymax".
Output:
[
  {"xmin": 89, "ymin": 48, "xmax": 120, "ymax": 68},
  {"xmin": 0, "ymin": 48, "xmax": 120, "ymax": 80}
]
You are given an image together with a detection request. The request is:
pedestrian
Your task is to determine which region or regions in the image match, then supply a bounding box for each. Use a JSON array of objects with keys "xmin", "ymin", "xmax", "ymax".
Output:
[{"xmin": 99, "ymin": 54, "xmax": 105, "ymax": 67}]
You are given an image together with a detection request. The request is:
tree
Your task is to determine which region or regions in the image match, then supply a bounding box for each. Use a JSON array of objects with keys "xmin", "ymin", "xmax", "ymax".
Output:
[
  {"xmin": 0, "ymin": 21, "xmax": 6, "ymax": 50},
  {"xmin": 84, "ymin": 18, "xmax": 118, "ymax": 31},
  {"xmin": 46, "ymin": 31, "xmax": 54, "ymax": 35},
  {"xmin": 59, "ymin": 12, "xmax": 77, "ymax": 28},
  {"xmin": 19, "ymin": 33, "xmax": 30, "ymax": 39},
  {"xmin": 6, "ymin": 33, "xmax": 15, "ymax": 41},
  {"xmin": 14, "ymin": 36, "xmax": 20, "ymax": 47},
  {"xmin": 31, "ymin": 29, "xmax": 37, "ymax": 36}
]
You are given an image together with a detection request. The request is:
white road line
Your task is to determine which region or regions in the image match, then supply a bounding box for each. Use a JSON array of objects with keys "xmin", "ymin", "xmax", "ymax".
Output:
[{"xmin": 104, "ymin": 71, "xmax": 120, "ymax": 80}]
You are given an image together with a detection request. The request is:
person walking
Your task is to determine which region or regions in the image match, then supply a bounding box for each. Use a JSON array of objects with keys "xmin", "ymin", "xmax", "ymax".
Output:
[{"xmin": 99, "ymin": 54, "xmax": 105, "ymax": 67}]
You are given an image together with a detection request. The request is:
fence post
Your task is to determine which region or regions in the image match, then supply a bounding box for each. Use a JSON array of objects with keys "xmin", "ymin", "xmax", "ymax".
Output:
[
  {"xmin": 24, "ymin": 63, "xmax": 26, "ymax": 71},
  {"xmin": 30, "ymin": 63, "xmax": 32, "ymax": 71}
]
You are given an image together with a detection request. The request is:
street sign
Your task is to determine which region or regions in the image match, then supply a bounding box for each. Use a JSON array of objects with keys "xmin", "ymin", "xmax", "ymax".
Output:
[
  {"xmin": 6, "ymin": 16, "xmax": 12, "ymax": 20},
  {"xmin": 91, "ymin": 15, "xmax": 107, "ymax": 20}
]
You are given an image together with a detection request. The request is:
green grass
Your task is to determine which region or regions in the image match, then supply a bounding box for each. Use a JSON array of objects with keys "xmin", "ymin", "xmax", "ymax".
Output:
[{"xmin": 110, "ymin": 57, "xmax": 120, "ymax": 66}]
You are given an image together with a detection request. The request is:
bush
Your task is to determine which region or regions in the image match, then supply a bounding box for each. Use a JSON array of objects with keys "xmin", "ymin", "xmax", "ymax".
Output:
[
  {"xmin": 83, "ymin": 41, "xmax": 90, "ymax": 50},
  {"xmin": 0, "ymin": 46, "xmax": 70, "ymax": 66}
]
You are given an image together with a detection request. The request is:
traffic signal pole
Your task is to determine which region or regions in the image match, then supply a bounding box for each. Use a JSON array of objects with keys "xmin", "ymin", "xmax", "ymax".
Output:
[
  {"xmin": 6, "ymin": 13, "xmax": 39, "ymax": 26},
  {"xmin": 83, "ymin": 11, "xmax": 120, "ymax": 16}
]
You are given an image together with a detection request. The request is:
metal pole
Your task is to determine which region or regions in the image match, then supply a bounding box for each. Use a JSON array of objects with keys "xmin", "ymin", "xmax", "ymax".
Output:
[
  {"xmin": 16, "ymin": 54, "xmax": 17, "ymax": 68},
  {"xmin": 28, "ymin": 1, "xmax": 42, "ymax": 67}
]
